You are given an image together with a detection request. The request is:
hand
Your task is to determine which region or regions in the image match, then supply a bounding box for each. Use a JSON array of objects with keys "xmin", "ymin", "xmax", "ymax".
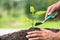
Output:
[
  {"xmin": 53, "ymin": 31, "xmax": 60, "ymax": 40},
  {"xmin": 45, "ymin": 1, "xmax": 60, "ymax": 19},
  {"xmin": 26, "ymin": 29, "xmax": 56, "ymax": 40}
]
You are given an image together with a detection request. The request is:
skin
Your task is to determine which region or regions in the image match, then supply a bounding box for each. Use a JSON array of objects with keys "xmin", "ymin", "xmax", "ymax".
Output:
[
  {"xmin": 26, "ymin": 29, "xmax": 60, "ymax": 40},
  {"xmin": 45, "ymin": 1, "xmax": 60, "ymax": 19},
  {"xmin": 26, "ymin": 29, "xmax": 56, "ymax": 40},
  {"xmin": 53, "ymin": 31, "xmax": 60, "ymax": 40},
  {"xmin": 26, "ymin": 1, "xmax": 60, "ymax": 40}
]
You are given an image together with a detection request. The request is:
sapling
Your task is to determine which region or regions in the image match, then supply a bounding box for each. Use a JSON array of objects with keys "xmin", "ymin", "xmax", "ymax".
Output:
[
  {"xmin": 30, "ymin": 6, "xmax": 35, "ymax": 27},
  {"xmin": 30, "ymin": 6, "xmax": 46, "ymax": 27}
]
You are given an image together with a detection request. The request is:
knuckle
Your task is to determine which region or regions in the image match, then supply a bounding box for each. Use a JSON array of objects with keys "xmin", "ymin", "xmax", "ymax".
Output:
[{"xmin": 34, "ymin": 34, "xmax": 40, "ymax": 36}]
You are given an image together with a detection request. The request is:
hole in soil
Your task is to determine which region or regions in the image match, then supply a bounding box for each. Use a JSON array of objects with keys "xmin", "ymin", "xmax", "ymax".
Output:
[{"xmin": 0, "ymin": 27, "xmax": 60, "ymax": 40}]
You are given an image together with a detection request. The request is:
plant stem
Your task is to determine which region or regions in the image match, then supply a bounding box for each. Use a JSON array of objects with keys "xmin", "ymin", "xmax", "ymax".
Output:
[{"xmin": 32, "ymin": 12, "xmax": 35, "ymax": 27}]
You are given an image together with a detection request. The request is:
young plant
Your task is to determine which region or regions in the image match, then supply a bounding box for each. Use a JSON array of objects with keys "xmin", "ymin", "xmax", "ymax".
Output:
[
  {"xmin": 30, "ymin": 6, "xmax": 46, "ymax": 27},
  {"xmin": 30, "ymin": 6, "xmax": 35, "ymax": 27}
]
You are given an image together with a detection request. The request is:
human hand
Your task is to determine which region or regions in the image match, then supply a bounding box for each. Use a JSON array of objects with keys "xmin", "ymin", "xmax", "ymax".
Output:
[
  {"xmin": 26, "ymin": 29, "xmax": 56, "ymax": 40},
  {"xmin": 53, "ymin": 31, "xmax": 60, "ymax": 40},
  {"xmin": 45, "ymin": 1, "xmax": 60, "ymax": 19}
]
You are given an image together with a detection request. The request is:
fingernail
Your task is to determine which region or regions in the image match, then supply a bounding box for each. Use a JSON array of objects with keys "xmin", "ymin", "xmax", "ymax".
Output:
[{"xmin": 26, "ymin": 36, "xmax": 28, "ymax": 38}]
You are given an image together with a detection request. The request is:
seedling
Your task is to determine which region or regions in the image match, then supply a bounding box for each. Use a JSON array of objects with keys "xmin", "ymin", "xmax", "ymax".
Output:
[{"xmin": 30, "ymin": 6, "xmax": 35, "ymax": 27}]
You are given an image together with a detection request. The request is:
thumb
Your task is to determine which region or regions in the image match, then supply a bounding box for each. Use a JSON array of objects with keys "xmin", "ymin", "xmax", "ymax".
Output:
[{"xmin": 45, "ymin": 5, "xmax": 53, "ymax": 19}]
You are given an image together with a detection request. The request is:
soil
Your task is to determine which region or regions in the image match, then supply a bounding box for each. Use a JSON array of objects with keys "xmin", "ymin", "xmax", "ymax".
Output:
[
  {"xmin": 0, "ymin": 27, "xmax": 60, "ymax": 40},
  {"xmin": 35, "ymin": 22, "xmax": 43, "ymax": 26}
]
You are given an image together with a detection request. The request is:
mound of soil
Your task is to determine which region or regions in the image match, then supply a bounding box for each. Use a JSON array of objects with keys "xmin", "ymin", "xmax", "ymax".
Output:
[{"xmin": 0, "ymin": 27, "xmax": 60, "ymax": 40}]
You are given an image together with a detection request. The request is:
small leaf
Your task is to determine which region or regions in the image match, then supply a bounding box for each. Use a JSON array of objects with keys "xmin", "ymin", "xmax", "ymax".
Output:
[{"xmin": 35, "ymin": 11, "xmax": 46, "ymax": 16}]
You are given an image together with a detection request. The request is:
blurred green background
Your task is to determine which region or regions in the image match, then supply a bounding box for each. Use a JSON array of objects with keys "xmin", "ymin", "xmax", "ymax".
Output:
[{"xmin": 0, "ymin": 0, "xmax": 60, "ymax": 29}]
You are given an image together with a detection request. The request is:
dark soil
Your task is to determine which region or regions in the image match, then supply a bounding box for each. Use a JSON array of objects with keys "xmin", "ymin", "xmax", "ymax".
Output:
[
  {"xmin": 0, "ymin": 27, "xmax": 60, "ymax": 40},
  {"xmin": 35, "ymin": 22, "xmax": 43, "ymax": 26}
]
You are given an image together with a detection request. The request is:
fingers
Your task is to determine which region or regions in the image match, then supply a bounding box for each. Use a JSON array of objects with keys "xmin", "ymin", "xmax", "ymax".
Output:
[
  {"xmin": 45, "ymin": 4, "xmax": 56, "ymax": 19},
  {"xmin": 45, "ymin": 1, "xmax": 60, "ymax": 19},
  {"xmin": 40, "ymin": 29, "xmax": 51, "ymax": 33},
  {"xmin": 26, "ymin": 29, "xmax": 50, "ymax": 38},
  {"xmin": 27, "ymin": 30, "xmax": 42, "ymax": 34},
  {"xmin": 28, "ymin": 37, "xmax": 44, "ymax": 40},
  {"xmin": 26, "ymin": 29, "xmax": 56, "ymax": 40},
  {"xmin": 45, "ymin": 5, "xmax": 53, "ymax": 19},
  {"xmin": 26, "ymin": 31, "xmax": 42, "ymax": 38},
  {"xmin": 26, "ymin": 34, "xmax": 42, "ymax": 38},
  {"xmin": 48, "ymin": 6, "xmax": 55, "ymax": 15},
  {"xmin": 27, "ymin": 29, "xmax": 49, "ymax": 35}
]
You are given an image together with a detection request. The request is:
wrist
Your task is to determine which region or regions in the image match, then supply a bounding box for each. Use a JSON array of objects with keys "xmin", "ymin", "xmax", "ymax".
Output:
[
  {"xmin": 53, "ymin": 32, "xmax": 60, "ymax": 40},
  {"xmin": 51, "ymin": 33, "xmax": 57, "ymax": 40}
]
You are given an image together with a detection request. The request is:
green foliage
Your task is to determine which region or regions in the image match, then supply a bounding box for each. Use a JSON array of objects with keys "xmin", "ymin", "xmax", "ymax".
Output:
[
  {"xmin": 35, "ymin": 11, "xmax": 46, "ymax": 16},
  {"xmin": 26, "ymin": 0, "xmax": 58, "ymax": 20},
  {"xmin": 0, "ymin": 0, "xmax": 60, "ymax": 29}
]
